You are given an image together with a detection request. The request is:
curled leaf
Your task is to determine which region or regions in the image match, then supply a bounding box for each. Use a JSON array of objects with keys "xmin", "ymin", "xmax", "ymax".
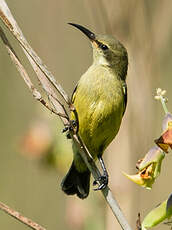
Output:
[
  {"xmin": 155, "ymin": 113, "xmax": 172, "ymax": 153},
  {"xmin": 167, "ymin": 193, "xmax": 172, "ymax": 213},
  {"xmin": 123, "ymin": 169, "xmax": 154, "ymax": 189},
  {"xmin": 142, "ymin": 194, "xmax": 172, "ymax": 229},
  {"xmin": 123, "ymin": 147, "xmax": 165, "ymax": 189}
]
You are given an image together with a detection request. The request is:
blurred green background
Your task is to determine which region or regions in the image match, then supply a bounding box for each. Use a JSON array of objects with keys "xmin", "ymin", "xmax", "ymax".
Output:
[{"xmin": 0, "ymin": 1, "xmax": 172, "ymax": 230}]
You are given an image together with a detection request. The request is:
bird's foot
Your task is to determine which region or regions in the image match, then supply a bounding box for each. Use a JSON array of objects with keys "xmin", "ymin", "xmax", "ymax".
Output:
[
  {"xmin": 93, "ymin": 174, "xmax": 108, "ymax": 191},
  {"xmin": 62, "ymin": 120, "xmax": 77, "ymax": 139}
]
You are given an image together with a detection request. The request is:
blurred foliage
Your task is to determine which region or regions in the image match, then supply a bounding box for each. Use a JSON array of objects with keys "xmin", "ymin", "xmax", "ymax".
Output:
[
  {"xmin": 123, "ymin": 146, "xmax": 165, "ymax": 189},
  {"xmin": 0, "ymin": 1, "xmax": 172, "ymax": 230},
  {"xmin": 20, "ymin": 118, "xmax": 73, "ymax": 174}
]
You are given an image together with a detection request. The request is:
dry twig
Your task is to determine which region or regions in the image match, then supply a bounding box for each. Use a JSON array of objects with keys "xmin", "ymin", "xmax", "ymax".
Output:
[
  {"xmin": 136, "ymin": 213, "xmax": 141, "ymax": 230},
  {"xmin": 0, "ymin": 202, "xmax": 46, "ymax": 230}
]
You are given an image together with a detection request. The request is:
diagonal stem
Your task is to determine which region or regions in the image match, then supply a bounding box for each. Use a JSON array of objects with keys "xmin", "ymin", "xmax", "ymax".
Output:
[{"xmin": 0, "ymin": 202, "xmax": 46, "ymax": 230}]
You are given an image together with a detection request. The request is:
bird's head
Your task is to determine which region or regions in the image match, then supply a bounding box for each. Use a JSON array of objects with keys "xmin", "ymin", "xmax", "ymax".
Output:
[{"xmin": 68, "ymin": 23, "xmax": 128, "ymax": 80}]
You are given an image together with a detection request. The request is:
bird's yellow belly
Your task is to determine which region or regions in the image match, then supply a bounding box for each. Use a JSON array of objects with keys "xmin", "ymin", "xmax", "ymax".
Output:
[
  {"xmin": 73, "ymin": 81, "xmax": 124, "ymax": 159},
  {"xmin": 79, "ymin": 100, "xmax": 123, "ymax": 158},
  {"xmin": 71, "ymin": 65, "xmax": 125, "ymax": 168}
]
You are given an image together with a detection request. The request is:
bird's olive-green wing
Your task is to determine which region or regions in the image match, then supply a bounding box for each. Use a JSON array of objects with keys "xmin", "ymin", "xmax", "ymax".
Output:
[{"xmin": 71, "ymin": 84, "xmax": 78, "ymax": 103}]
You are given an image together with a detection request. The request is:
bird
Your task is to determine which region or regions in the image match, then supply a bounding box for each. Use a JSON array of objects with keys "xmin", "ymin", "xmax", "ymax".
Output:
[{"xmin": 61, "ymin": 23, "xmax": 128, "ymax": 199}]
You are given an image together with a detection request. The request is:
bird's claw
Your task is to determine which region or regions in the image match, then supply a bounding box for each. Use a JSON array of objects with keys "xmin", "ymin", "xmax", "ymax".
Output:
[
  {"xmin": 62, "ymin": 120, "xmax": 77, "ymax": 139},
  {"xmin": 93, "ymin": 175, "xmax": 108, "ymax": 191},
  {"xmin": 62, "ymin": 120, "xmax": 77, "ymax": 132}
]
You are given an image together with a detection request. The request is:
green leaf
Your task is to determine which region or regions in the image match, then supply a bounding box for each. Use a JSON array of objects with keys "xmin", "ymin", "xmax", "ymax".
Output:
[{"xmin": 142, "ymin": 194, "xmax": 172, "ymax": 229}]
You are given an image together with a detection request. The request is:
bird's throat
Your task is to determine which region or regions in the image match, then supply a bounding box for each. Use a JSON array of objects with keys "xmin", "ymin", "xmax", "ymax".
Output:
[{"xmin": 94, "ymin": 55, "xmax": 110, "ymax": 66}]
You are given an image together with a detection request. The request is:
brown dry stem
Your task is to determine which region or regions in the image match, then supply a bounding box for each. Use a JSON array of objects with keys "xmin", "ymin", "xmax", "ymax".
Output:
[{"xmin": 0, "ymin": 202, "xmax": 46, "ymax": 230}]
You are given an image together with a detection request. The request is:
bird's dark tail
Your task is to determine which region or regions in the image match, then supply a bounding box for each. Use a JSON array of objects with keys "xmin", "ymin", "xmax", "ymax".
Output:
[{"xmin": 61, "ymin": 162, "xmax": 90, "ymax": 199}]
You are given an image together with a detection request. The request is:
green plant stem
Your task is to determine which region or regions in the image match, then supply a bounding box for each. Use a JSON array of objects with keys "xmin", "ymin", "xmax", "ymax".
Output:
[{"xmin": 160, "ymin": 95, "xmax": 168, "ymax": 114}]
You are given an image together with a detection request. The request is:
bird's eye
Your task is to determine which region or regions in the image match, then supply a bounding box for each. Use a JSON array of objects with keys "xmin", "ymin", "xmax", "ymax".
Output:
[{"xmin": 100, "ymin": 44, "xmax": 108, "ymax": 50}]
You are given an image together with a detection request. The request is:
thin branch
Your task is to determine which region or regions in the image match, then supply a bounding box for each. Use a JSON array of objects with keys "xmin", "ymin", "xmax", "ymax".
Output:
[
  {"xmin": 0, "ymin": 202, "xmax": 46, "ymax": 230},
  {"xmin": 0, "ymin": 1, "xmax": 133, "ymax": 230},
  {"xmin": 0, "ymin": 0, "xmax": 70, "ymax": 105},
  {"xmin": 136, "ymin": 213, "xmax": 142, "ymax": 230},
  {"xmin": 2, "ymin": 1, "xmax": 71, "ymax": 126},
  {"xmin": 0, "ymin": 26, "xmax": 67, "ymax": 120}
]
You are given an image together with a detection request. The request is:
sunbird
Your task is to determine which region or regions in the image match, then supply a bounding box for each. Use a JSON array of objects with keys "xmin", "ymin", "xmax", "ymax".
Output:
[{"xmin": 61, "ymin": 23, "xmax": 128, "ymax": 199}]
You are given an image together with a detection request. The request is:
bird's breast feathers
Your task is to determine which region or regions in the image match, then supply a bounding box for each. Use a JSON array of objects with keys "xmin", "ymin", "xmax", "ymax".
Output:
[{"xmin": 72, "ymin": 65, "xmax": 126, "ymax": 156}]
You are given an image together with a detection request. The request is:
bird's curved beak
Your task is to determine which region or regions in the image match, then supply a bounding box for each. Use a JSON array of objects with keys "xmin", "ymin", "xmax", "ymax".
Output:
[{"xmin": 68, "ymin": 23, "xmax": 96, "ymax": 41}]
